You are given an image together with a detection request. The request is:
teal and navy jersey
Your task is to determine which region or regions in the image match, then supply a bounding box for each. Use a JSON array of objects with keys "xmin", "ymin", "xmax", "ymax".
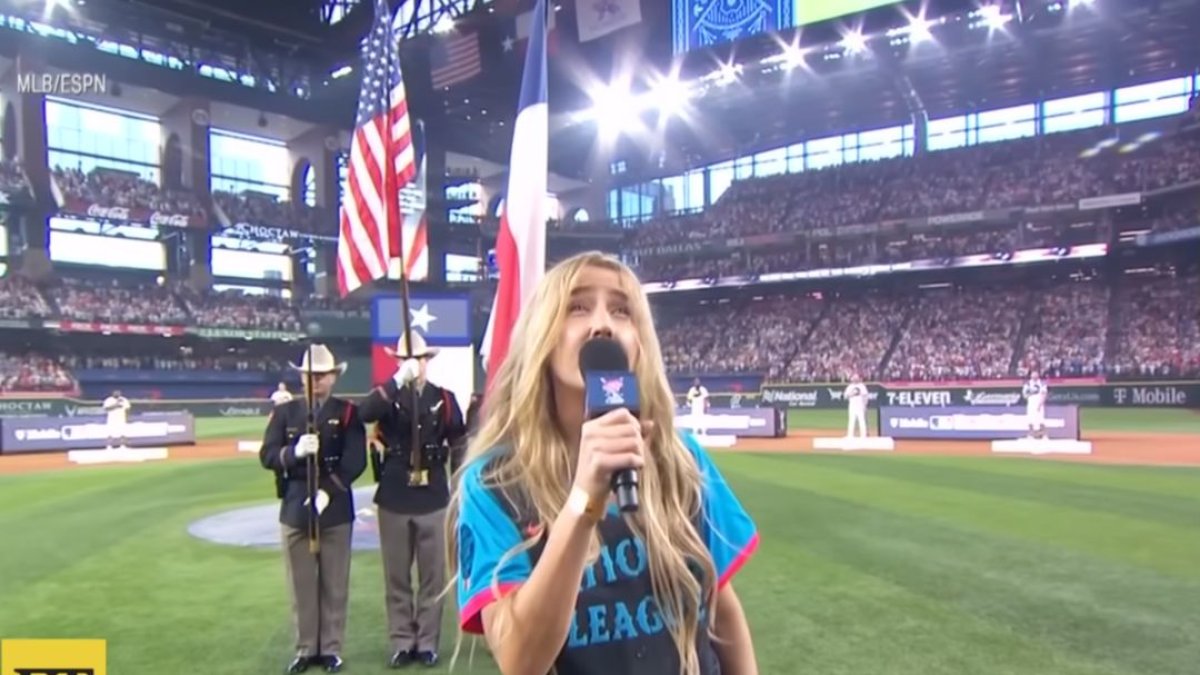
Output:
[{"xmin": 455, "ymin": 432, "xmax": 759, "ymax": 674}]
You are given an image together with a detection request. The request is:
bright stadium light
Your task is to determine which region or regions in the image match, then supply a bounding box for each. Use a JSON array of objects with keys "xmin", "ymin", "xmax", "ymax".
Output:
[
  {"xmin": 588, "ymin": 82, "xmax": 641, "ymax": 140},
  {"xmin": 840, "ymin": 31, "xmax": 868, "ymax": 54},
  {"xmin": 908, "ymin": 16, "xmax": 933, "ymax": 44},
  {"xmin": 978, "ymin": 5, "xmax": 1013, "ymax": 30},
  {"xmin": 648, "ymin": 75, "xmax": 690, "ymax": 119}
]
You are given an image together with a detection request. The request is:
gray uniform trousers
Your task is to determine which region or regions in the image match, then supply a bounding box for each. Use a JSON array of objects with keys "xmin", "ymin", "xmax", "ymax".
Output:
[
  {"xmin": 281, "ymin": 523, "xmax": 353, "ymax": 657},
  {"xmin": 378, "ymin": 507, "xmax": 447, "ymax": 653}
]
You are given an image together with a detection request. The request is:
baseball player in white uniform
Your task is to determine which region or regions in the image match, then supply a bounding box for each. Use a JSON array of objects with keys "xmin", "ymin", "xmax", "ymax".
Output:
[
  {"xmin": 686, "ymin": 378, "xmax": 710, "ymax": 435},
  {"xmin": 844, "ymin": 374, "xmax": 869, "ymax": 438},
  {"xmin": 1022, "ymin": 373, "xmax": 1048, "ymax": 439},
  {"xmin": 270, "ymin": 382, "xmax": 293, "ymax": 407},
  {"xmin": 103, "ymin": 390, "xmax": 131, "ymax": 449}
]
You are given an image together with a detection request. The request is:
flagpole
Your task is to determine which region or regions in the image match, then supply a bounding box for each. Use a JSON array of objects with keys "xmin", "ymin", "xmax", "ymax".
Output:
[{"xmin": 384, "ymin": 5, "xmax": 426, "ymax": 487}]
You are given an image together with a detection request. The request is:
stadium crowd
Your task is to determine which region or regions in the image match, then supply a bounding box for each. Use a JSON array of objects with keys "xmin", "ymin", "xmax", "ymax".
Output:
[
  {"xmin": 631, "ymin": 125, "xmax": 1200, "ymax": 281},
  {"xmin": 0, "ymin": 159, "xmax": 31, "ymax": 196},
  {"xmin": 51, "ymin": 167, "xmax": 205, "ymax": 219},
  {"xmin": 0, "ymin": 351, "xmax": 76, "ymax": 393},
  {"xmin": 213, "ymin": 191, "xmax": 328, "ymax": 235},
  {"xmin": 656, "ymin": 274, "xmax": 1199, "ymax": 382}
]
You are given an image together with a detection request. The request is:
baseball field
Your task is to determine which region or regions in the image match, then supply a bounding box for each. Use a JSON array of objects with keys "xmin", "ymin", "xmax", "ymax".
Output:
[{"xmin": 0, "ymin": 408, "xmax": 1198, "ymax": 674}]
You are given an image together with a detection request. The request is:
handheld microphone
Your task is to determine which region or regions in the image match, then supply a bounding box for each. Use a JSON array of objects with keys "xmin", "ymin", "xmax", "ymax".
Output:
[{"xmin": 579, "ymin": 337, "xmax": 640, "ymax": 513}]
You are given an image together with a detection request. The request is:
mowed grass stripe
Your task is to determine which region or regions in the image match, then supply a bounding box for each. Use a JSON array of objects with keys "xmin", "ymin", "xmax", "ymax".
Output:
[
  {"xmin": 736, "ymin": 485, "xmax": 1134, "ymax": 675},
  {"xmin": 727, "ymin": 466, "xmax": 1200, "ymax": 675},
  {"xmin": 0, "ymin": 460, "xmax": 266, "ymax": 604},
  {"xmin": 873, "ymin": 454, "xmax": 1200, "ymax": 500},
  {"xmin": 727, "ymin": 453, "xmax": 1200, "ymax": 578},
  {"xmin": 793, "ymin": 454, "xmax": 1200, "ymax": 528}
]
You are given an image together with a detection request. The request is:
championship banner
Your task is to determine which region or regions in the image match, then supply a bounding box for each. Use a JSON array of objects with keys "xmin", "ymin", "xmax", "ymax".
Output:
[
  {"xmin": 878, "ymin": 405, "xmax": 1081, "ymax": 441},
  {"xmin": 44, "ymin": 320, "xmax": 185, "ymax": 336},
  {"xmin": 0, "ymin": 411, "xmax": 196, "ymax": 454},
  {"xmin": 370, "ymin": 293, "xmax": 474, "ymax": 414}
]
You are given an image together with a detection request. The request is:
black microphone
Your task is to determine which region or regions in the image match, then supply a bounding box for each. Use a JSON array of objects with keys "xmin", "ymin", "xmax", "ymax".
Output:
[{"xmin": 579, "ymin": 337, "xmax": 640, "ymax": 513}]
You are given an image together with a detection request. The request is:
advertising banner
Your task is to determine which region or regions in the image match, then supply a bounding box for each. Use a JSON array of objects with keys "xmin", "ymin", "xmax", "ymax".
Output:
[
  {"xmin": 0, "ymin": 412, "xmax": 196, "ymax": 454},
  {"xmin": 675, "ymin": 407, "xmax": 786, "ymax": 438},
  {"xmin": 878, "ymin": 405, "xmax": 1081, "ymax": 440}
]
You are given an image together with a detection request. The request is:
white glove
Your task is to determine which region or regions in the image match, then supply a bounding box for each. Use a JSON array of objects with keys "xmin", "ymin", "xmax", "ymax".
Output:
[
  {"xmin": 294, "ymin": 433, "xmax": 319, "ymax": 459},
  {"xmin": 305, "ymin": 489, "xmax": 330, "ymax": 515},
  {"xmin": 393, "ymin": 359, "xmax": 420, "ymax": 387}
]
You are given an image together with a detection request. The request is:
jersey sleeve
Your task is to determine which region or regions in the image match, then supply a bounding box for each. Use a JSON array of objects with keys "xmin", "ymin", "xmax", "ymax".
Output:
[
  {"xmin": 456, "ymin": 457, "xmax": 534, "ymax": 635},
  {"xmin": 682, "ymin": 433, "xmax": 760, "ymax": 588}
]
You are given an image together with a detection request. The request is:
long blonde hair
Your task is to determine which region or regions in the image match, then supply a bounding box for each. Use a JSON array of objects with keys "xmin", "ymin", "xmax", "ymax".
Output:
[{"xmin": 446, "ymin": 251, "xmax": 717, "ymax": 674}]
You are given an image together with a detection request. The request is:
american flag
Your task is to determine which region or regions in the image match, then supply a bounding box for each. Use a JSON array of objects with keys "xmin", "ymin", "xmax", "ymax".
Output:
[
  {"xmin": 431, "ymin": 31, "xmax": 482, "ymax": 89},
  {"xmin": 337, "ymin": 0, "xmax": 416, "ymax": 297}
]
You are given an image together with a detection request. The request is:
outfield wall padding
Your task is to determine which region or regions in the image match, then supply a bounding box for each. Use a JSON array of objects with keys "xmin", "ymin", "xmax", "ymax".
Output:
[{"xmin": 0, "ymin": 412, "xmax": 196, "ymax": 454}]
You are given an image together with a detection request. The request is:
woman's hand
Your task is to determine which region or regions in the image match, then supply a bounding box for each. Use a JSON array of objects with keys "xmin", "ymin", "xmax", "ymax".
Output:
[{"xmin": 573, "ymin": 408, "xmax": 651, "ymax": 500}]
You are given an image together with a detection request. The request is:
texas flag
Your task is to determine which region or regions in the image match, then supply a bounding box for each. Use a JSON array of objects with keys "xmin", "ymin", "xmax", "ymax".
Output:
[
  {"xmin": 480, "ymin": 0, "xmax": 548, "ymax": 393},
  {"xmin": 499, "ymin": 0, "xmax": 559, "ymax": 58}
]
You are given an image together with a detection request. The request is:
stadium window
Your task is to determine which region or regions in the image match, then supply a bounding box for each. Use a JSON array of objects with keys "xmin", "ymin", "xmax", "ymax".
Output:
[
  {"xmin": 661, "ymin": 175, "xmax": 685, "ymax": 212},
  {"xmin": 0, "ymin": 225, "xmax": 7, "ymax": 258},
  {"xmin": 209, "ymin": 129, "xmax": 290, "ymax": 200},
  {"xmin": 49, "ymin": 229, "xmax": 166, "ymax": 271},
  {"xmin": 733, "ymin": 156, "xmax": 754, "ymax": 180},
  {"xmin": 973, "ymin": 103, "xmax": 1036, "ymax": 145},
  {"xmin": 1113, "ymin": 77, "xmax": 1191, "ymax": 123},
  {"xmin": 856, "ymin": 126, "xmax": 905, "ymax": 162},
  {"xmin": 210, "ymin": 238, "xmax": 293, "ymax": 282},
  {"xmin": 336, "ymin": 152, "xmax": 349, "ymax": 204},
  {"xmin": 902, "ymin": 124, "xmax": 916, "ymax": 156},
  {"xmin": 684, "ymin": 170, "xmax": 704, "ymax": 211},
  {"xmin": 840, "ymin": 132, "xmax": 860, "ymax": 164},
  {"xmin": 1042, "ymin": 91, "xmax": 1107, "ymax": 134},
  {"xmin": 608, "ymin": 189, "xmax": 620, "ymax": 221},
  {"xmin": 444, "ymin": 253, "xmax": 483, "ymax": 283},
  {"xmin": 926, "ymin": 115, "xmax": 967, "ymax": 151},
  {"xmin": 708, "ymin": 161, "xmax": 735, "ymax": 203},
  {"xmin": 44, "ymin": 98, "xmax": 160, "ymax": 182},
  {"xmin": 753, "ymin": 148, "xmax": 787, "ymax": 178},
  {"xmin": 805, "ymin": 135, "xmax": 843, "ymax": 170},
  {"xmin": 786, "ymin": 143, "xmax": 805, "ymax": 173},
  {"xmin": 302, "ymin": 165, "xmax": 317, "ymax": 207}
]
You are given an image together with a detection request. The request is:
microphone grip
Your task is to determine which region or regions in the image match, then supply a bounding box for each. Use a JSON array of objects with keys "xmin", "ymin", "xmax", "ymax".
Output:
[{"xmin": 612, "ymin": 468, "xmax": 639, "ymax": 512}]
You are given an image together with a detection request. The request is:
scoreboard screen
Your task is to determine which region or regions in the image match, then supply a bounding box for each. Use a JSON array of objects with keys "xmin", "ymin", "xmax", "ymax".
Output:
[{"xmin": 672, "ymin": 0, "xmax": 903, "ymax": 55}]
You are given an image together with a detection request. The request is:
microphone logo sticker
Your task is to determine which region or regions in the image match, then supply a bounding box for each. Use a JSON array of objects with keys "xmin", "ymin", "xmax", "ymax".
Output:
[{"xmin": 601, "ymin": 377, "xmax": 626, "ymax": 405}]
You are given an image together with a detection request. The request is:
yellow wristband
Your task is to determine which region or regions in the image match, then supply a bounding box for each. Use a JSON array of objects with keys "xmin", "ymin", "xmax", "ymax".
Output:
[{"xmin": 567, "ymin": 487, "xmax": 605, "ymax": 524}]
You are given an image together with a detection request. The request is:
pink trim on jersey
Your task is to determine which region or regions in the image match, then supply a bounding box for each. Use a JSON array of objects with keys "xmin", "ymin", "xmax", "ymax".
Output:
[
  {"xmin": 460, "ymin": 581, "xmax": 524, "ymax": 634},
  {"xmin": 718, "ymin": 532, "xmax": 761, "ymax": 589}
]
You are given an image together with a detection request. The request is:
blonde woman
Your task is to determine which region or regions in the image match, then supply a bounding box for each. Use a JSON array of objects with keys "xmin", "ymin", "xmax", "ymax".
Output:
[{"xmin": 447, "ymin": 252, "xmax": 759, "ymax": 675}]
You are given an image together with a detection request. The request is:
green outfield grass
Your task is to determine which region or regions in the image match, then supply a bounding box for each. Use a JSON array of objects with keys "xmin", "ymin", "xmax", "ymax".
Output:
[{"xmin": 2, "ymin": 430, "xmax": 1199, "ymax": 674}]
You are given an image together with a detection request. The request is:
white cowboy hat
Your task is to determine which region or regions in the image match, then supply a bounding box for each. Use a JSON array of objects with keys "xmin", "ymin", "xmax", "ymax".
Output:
[
  {"xmin": 384, "ymin": 331, "xmax": 440, "ymax": 359},
  {"xmin": 289, "ymin": 344, "xmax": 348, "ymax": 375}
]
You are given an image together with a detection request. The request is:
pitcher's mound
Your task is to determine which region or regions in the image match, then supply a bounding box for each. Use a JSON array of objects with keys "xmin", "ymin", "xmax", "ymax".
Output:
[{"xmin": 188, "ymin": 486, "xmax": 382, "ymax": 550}]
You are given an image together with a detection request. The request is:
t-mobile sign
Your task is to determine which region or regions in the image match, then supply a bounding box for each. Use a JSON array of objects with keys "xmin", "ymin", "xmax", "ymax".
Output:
[
  {"xmin": 0, "ymin": 412, "xmax": 196, "ymax": 454},
  {"xmin": 878, "ymin": 405, "xmax": 1081, "ymax": 440},
  {"xmin": 675, "ymin": 407, "xmax": 785, "ymax": 438}
]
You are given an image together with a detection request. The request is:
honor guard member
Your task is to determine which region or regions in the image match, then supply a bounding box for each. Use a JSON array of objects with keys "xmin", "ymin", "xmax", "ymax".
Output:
[
  {"xmin": 360, "ymin": 331, "xmax": 467, "ymax": 668},
  {"xmin": 260, "ymin": 344, "xmax": 367, "ymax": 674}
]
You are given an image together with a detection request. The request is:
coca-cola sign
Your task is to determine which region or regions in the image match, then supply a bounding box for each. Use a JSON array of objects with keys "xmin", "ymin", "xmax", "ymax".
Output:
[
  {"xmin": 150, "ymin": 212, "xmax": 190, "ymax": 228},
  {"xmin": 86, "ymin": 203, "xmax": 130, "ymax": 221}
]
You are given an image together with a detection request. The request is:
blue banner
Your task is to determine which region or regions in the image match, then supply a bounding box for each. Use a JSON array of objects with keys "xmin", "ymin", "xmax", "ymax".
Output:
[{"xmin": 371, "ymin": 294, "xmax": 472, "ymax": 346}]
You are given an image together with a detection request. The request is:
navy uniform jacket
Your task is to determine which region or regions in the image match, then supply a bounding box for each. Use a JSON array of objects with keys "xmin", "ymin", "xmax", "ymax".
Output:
[
  {"xmin": 454, "ymin": 433, "xmax": 759, "ymax": 675},
  {"xmin": 360, "ymin": 380, "xmax": 467, "ymax": 515},
  {"xmin": 259, "ymin": 397, "xmax": 367, "ymax": 530}
]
